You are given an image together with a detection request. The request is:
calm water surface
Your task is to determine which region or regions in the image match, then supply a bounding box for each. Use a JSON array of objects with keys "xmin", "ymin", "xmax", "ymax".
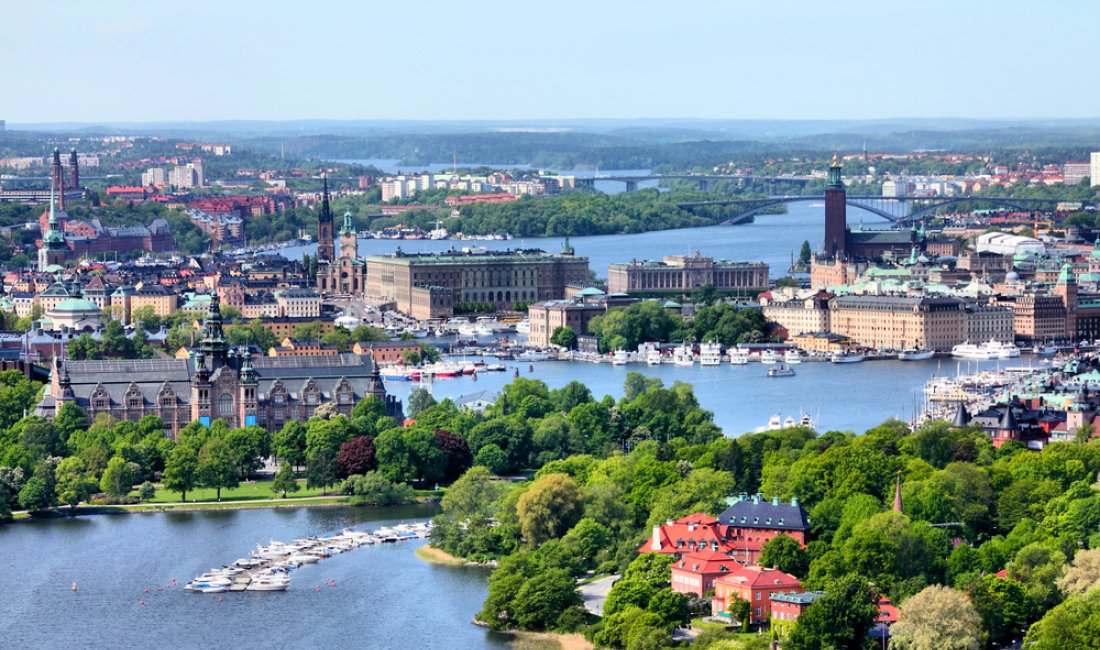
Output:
[{"xmin": 0, "ymin": 505, "xmax": 510, "ymax": 650}]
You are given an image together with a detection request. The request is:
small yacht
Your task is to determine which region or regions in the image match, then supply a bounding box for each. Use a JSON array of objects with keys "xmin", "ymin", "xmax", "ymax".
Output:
[
  {"xmin": 673, "ymin": 344, "xmax": 694, "ymax": 367},
  {"xmin": 728, "ymin": 348, "xmax": 749, "ymax": 365},
  {"xmin": 699, "ymin": 342, "xmax": 723, "ymax": 366},
  {"xmin": 898, "ymin": 349, "xmax": 934, "ymax": 361},
  {"xmin": 767, "ymin": 362, "xmax": 796, "ymax": 377},
  {"xmin": 783, "ymin": 349, "xmax": 803, "ymax": 364},
  {"xmin": 645, "ymin": 347, "xmax": 662, "ymax": 365},
  {"xmin": 831, "ymin": 351, "xmax": 865, "ymax": 364},
  {"xmin": 760, "ymin": 350, "xmax": 781, "ymax": 365},
  {"xmin": 612, "ymin": 350, "xmax": 630, "ymax": 365},
  {"xmin": 517, "ymin": 350, "xmax": 551, "ymax": 362},
  {"xmin": 515, "ymin": 319, "xmax": 531, "ymax": 334}
]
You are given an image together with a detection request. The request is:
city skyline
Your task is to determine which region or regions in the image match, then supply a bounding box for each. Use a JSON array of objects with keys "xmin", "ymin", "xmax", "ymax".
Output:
[{"xmin": 2, "ymin": 0, "xmax": 1099, "ymax": 124}]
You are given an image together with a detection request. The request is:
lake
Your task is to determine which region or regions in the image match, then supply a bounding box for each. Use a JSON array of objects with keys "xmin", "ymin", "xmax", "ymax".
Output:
[{"xmin": 0, "ymin": 505, "xmax": 514, "ymax": 650}]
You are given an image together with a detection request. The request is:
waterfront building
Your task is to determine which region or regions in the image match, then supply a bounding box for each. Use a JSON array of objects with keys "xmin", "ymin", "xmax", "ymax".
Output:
[
  {"xmin": 607, "ymin": 252, "xmax": 768, "ymax": 296},
  {"xmin": 964, "ymin": 303, "xmax": 1016, "ymax": 343},
  {"xmin": 267, "ymin": 337, "xmax": 338, "ymax": 357},
  {"xmin": 828, "ymin": 295, "xmax": 968, "ymax": 350},
  {"xmin": 380, "ymin": 173, "xmax": 434, "ymax": 202},
  {"xmin": 350, "ymin": 341, "xmax": 422, "ymax": 364},
  {"xmin": 996, "ymin": 294, "xmax": 1068, "ymax": 341},
  {"xmin": 527, "ymin": 297, "xmax": 606, "ymax": 347},
  {"xmin": 365, "ymin": 247, "xmax": 588, "ymax": 319},
  {"xmin": 788, "ymin": 331, "xmax": 856, "ymax": 353},
  {"xmin": 35, "ymin": 293, "xmax": 402, "ymax": 436},
  {"xmin": 760, "ymin": 291, "xmax": 832, "ymax": 337},
  {"xmin": 711, "ymin": 565, "xmax": 802, "ymax": 625}
]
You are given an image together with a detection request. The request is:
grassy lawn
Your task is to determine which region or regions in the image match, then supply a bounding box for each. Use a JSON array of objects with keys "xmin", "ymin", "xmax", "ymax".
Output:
[
  {"xmin": 129, "ymin": 478, "xmax": 331, "ymax": 504},
  {"xmin": 691, "ymin": 617, "xmax": 738, "ymax": 632}
]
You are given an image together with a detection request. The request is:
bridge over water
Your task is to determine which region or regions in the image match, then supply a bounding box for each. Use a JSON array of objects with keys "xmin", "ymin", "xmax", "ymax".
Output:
[
  {"xmin": 575, "ymin": 173, "xmax": 814, "ymax": 192},
  {"xmin": 676, "ymin": 195, "xmax": 1090, "ymax": 225}
]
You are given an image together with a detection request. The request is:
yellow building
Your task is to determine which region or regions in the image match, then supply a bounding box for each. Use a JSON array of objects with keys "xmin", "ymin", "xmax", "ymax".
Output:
[{"xmin": 828, "ymin": 295, "xmax": 967, "ymax": 350}]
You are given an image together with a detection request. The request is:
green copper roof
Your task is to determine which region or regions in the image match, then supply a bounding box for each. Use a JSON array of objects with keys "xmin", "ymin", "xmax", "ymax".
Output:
[
  {"xmin": 1058, "ymin": 263, "xmax": 1076, "ymax": 285},
  {"xmin": 340, "ymin": 210, "xmax": 355, "ymax": 236},
  {"xmin": 52, "ymin": 297, "xmax": 100, "ymax": 313}
]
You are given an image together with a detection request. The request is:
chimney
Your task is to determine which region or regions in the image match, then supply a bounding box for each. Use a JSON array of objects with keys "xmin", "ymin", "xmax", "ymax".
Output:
[
  {"xmin": 651, "ymin": 526, "xmax": 662, "ymax": 551},
  {"xmin": 790, "ymin": 497, "xmax": 799, "ymax": 507},
  {"xmin": 772, "ymin": 496, "xmax": 779, "ymax": 506}
]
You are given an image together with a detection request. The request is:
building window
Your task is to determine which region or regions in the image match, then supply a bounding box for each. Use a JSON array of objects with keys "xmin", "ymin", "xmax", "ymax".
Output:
[{"xmin": 218, "ymin": 393, "xmax": 234, "ymax": 417}]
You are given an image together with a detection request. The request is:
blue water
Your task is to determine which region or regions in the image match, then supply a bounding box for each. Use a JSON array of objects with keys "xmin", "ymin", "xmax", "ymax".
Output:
[{"xmin": 0, "ymin": 505, "xmax": 510, "ymax": 650}]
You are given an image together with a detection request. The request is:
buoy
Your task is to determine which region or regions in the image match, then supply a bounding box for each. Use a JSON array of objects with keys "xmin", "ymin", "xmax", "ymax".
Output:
[
  {"xmin": 143, "ymin": 589, "xmax": 149, "ymax": 594},
  {"xmin": 139, "ymin": 600, "xmax": 145, "ymax": 606},
  {"xmin": 71, "ymin": 582, "xmax": 78, "ymax": 592},
  {"xmin": 315, "ymin": 586, "xmax": 321, "ymax": 592},
  {"xmin": 217, "ymin": 597, "xmax": 223, "ymax": 603}
]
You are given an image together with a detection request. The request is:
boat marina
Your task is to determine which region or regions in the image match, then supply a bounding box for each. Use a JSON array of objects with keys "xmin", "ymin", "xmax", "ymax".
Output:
[{"xmin": 184, "ymin": 522, "xmax": 431, "ymax": 594}]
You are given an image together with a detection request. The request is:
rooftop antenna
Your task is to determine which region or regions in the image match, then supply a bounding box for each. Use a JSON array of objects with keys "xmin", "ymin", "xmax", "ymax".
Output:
[{"xmin": 453, "ymin": 152, "xmax": 457, "ymax": 175}]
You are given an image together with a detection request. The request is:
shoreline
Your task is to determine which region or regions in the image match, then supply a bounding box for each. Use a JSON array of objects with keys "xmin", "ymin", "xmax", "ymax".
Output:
[
  {"xmin": 414, "ymin": 544, "xmax": 497, "ymax": 568},
  {"xmin": 7, "ymin": 496, "xmax": 439, "ymax": 523},
  {"xmin": 504, "ymin": 631, "xmax": 594, "ymax": 650}
]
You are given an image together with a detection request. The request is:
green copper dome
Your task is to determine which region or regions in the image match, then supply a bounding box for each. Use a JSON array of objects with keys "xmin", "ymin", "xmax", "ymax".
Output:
[{"xmin": 52, "ymin": 297, "xmax": 100, "ymax": 313}]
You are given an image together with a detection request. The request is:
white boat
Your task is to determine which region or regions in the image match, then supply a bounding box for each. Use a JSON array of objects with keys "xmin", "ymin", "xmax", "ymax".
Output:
[
  {"xmin": 898, "ymin": 349, "xmax": 934, "ymax": 361},
  {"xmin": 247, "ymin": 577, "xmax": 290, "ymax": 592},
  {"xmin": 952, "ymin": 339, "xmax": 1020, "ymax": 360},
  {"xmin": 728, "ymin": 348, "xmax": 749, "ymax": 365},
  {"xmin": 403, "ymin": 327, "xmax": 429, "ymax": 339},
  {"xmin": 760, "ymin": 350, "xmax": 781, "ymax": 365},
  {"xmin": 784, "ymin": 349, "xmax": 803, "ymax": 364},
  {"xmin": 699, "ymin": 342, "xmax": 723, "ymax": 366},
  {"xmin": 612, "ymin": 350, "xmax": 630, "ymax": 365},
  {"xmin": 767, "ymin": 363, "xmax": 796, "ymax": 377},
  {"xmin": 1032, "ymin": 343, "xmax": 1057, "ymax": 355},
  {"xmin": 517, "ymin": 350, "xmax": 551, "ymax": 362},
  {"xmin": 645, "ymin": 347, "xmax": 662, "ymax": 365},
  {"xmin": 515, "ymin": 319, "xmax": 531, "ymax": 334},
  {"xmin": 672, "ymin": 344, "xmax": 694, "ymax": 367},
  {"xmin": 755, "ymin": 414, "xmax": 783, "ymax": 432},
  {"xmin": 831, "ymin": 351, "xmax": 865, "ymax": 363}
]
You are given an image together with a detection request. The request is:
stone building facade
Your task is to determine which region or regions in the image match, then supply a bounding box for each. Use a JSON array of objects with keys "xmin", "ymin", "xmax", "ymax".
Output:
[{"xmin": 607, "ymin": 252, "xmax": 768, "ymax": 295}]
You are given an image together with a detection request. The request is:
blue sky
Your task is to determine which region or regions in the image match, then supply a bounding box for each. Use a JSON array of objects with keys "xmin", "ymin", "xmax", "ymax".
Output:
[{"xmin": 3, "ymin": 0, "xmax": 1097, "ymax": 123}]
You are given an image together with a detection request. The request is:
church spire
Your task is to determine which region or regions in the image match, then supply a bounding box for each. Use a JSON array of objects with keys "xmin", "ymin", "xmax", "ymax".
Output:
[{"xmin": 198, "ymin": 291, "xmax": 228, "ymax": 360}]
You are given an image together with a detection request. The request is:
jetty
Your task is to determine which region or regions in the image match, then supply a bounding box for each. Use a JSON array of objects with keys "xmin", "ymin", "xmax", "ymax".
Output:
[{"xmin": 184, "ymin": 521, "xmax": 431, "ymax": 594}]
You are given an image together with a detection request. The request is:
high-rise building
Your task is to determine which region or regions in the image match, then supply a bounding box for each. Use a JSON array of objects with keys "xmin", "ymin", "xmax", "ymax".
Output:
[
  {"xmin": 1091, "ymin": 152, "xmax": 1100, "ymax": 188},
  {"xmin": 168, "ymin": 165, "xmax": 195, "ymax": 189},
  {"xmin": 1064, "ymin": 161, "xmax": 1091, "ymax": 186},
  {"xmin": 142, "ymin": 167, "xmax": 167, "ymax": 186},
  {"xmin": 191, "ymin": 158, "xmax": 204, "ymax": 188}
]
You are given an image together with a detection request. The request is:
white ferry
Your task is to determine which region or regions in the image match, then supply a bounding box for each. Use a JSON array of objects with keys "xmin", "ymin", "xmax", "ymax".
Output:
[
  {"xmin": 515, "ymin": 319, "xmax": 531, "ymax": 334},
  {"xmin": 612, "ymin": 350, "xmax": 630, "ymax": 365},
  {"xmin": 645, "ymin": 346, "xmax": 662, "ymax": 365},
  {"xmin": 699, "ymin": 342, "xmax": 723, "ymax": 366},
  {"xmin": 784, "ymin": 349, "xmax": 803, "ymax": 364},
  {"xmin": 673, "ymin": 344, "xmax": 694, "ymax": 367},
  {"xmin": 831, "ymin": 351, "xmax": 865, "ymax": 364},
  {"xmin": 898, "ymin": 349, "xmax": 934, "ymax": 361},
  {"xmin": 728, "ymin": 348, "xmax": 749, "ymax": 365},
  {"xmin": 760, "ymin": 350, "xmax": 781, "ymax": 365},
  {"xmin": 951, "ymin": 339, "xmax": 1020, "ymax": 360}
]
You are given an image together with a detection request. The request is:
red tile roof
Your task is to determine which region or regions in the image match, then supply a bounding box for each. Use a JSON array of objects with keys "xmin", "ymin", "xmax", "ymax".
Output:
[
  {"xmin": 674, "ymin": 550, "xmax": 737, "ymax": 575},
  {"xmin": 714, "ymin": 564, "xmax": 801, "ymax": 590}
]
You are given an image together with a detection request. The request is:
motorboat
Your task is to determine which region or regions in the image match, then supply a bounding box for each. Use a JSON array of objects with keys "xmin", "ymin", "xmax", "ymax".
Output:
[
  {"xmin": 403, "ymin": 327, "xmax": 429, "ymax": 339},
  {"xmin": 728, "ymin": 348, "xmax": 749, "ymax": 365},
  {"xmin": 699, "ymin": 342, "xmax": 723, "ymax": 366},
  {"xmin": 672, "ymin": 344, "xmax": 694, "ymax": 367},
  {"xmin": 246, "ymin": 576, "xmax": 290, "ymax": 592},
  {"xmin": 612, "ymin": 350, "xmax": 630, "ymax": 366},
  {"xmin": 760, "ymin": 350, "xmax": 781, "ymax": 365},
  {"xmin": 515, "ymin": 319, "xmax": 531, "ymax": 334},
  {"xmin": 898, "ymin": 349, "xmax": 934, "ymax": 361},
  {"xmin": 517, "ymin": 350, "xmax": 551, "ymax": 362},
  {"xmin": 1032, "ymin": 343, "xmax": 1057, "ymax": 355},
  {"xmin": 645, "ymin": 347, "xmax": 662, "ymax": 365},
  {"xmin": 830, "ymin": 351, "xmax": 865, "ymax": 364},
  {"xmin": 783, "ymin": 349, "xmax": 803, "ymax": 364},
  {"xmin": 767, "ymin": 363, "xmax": 796, "ymax": 377}
]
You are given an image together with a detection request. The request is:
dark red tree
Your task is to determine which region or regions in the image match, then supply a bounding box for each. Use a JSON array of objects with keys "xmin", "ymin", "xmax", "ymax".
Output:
[
  {"xmin": 435, "ymin": 428, "xmax": 472, "ymax": 483},
  {"xmin": 336, "ymin": 435, "xmax": 376, "ymax": 479}
]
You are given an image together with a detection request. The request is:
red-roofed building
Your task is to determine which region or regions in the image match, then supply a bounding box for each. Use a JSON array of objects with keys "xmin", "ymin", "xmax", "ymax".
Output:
[
  {"xmin": 106, "ymin": 186, "xmax": 150, "ymax": 201},
  {"xmin": 639, "ymin": 512, "xmax": 738, "ymax": 558},
  {"xmin": 670, "ymin": 550, "xmax": 738, "ymax": 596},
  {"xmin": 445, "ymin": 193, "xmax": 519, "ymax": 207},
  {"xmin": 711, "ymin": 565, "xmax": 802, "ymax": 624}
]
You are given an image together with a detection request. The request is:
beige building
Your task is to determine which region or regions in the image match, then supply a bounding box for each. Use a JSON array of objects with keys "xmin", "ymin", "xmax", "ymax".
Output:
[
  {"xmin": 527, "ymin": 299, "xmax": 606, "ymax": 347},
  {"xmin": 828, "ymin": 295, "xmax": 967, "ymax": 350},
  {"xmin": 964, "ymin": 303, "xmax": 1015, "ymax": 342},
  {"xmin": 789, "ymin": 332, "xmax": 857, "ymax": 353},
  {"xmin": 130, "ymin": 284, "xmax": 178, "ymax": 317},
  {"xmin": 276, "ymin": 288, "xmax": 321, "ymax": 318},
  {"xmin": 996, "ymin": 295, "xmax": 1067, "ymax": 340},
  {"xmin": 366, "ymin": 248, "xmax": 589, "ymax": 319},
  {"xmin": 608, "ymin": 252, "xmax": 768, "ymax": 295},
  {"xmin": 762, "ymin": 293, "xmax": 832, "ymax": 337}
]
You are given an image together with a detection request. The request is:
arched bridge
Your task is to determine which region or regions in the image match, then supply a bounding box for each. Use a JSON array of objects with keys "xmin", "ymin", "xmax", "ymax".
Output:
[{"xmin": 677, "ymin": 195, "xmax": 1088, "ymax": 225}]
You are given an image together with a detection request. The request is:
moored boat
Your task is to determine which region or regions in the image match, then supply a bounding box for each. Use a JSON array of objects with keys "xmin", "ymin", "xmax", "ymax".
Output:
[
  {"xmin": 831, "ymin": 351, "xmax": 865, "ymax": 364},
  {"xmin": 767, "ymin": 362, "xmax": 796, "ymax": 377},
  {"xmin": 898, "ymin": 349, "xmax": 934, "ymax": 361}
]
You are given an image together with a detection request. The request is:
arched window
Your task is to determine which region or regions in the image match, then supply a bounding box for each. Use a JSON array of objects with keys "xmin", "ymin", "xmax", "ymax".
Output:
[{"xmin": 218, "ymin": 393, "xmax": 234, "ymax": 417}]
